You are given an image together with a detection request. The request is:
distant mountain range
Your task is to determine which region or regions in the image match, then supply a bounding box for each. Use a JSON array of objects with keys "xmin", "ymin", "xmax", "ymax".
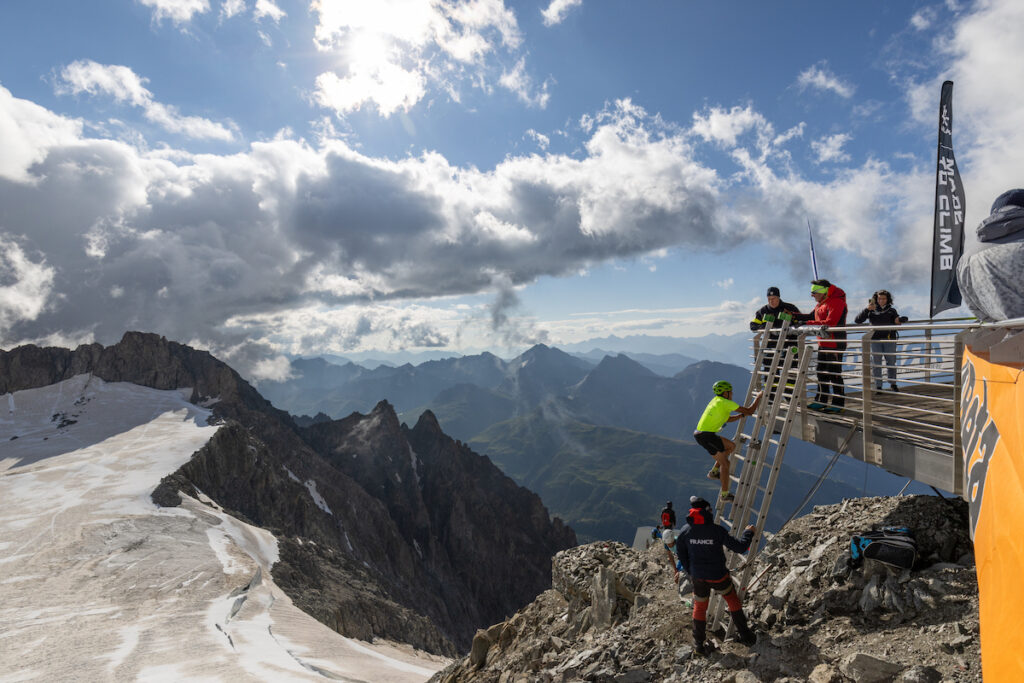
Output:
[
  {"xmin": 285, "ymin": 331, "xmax": 753, "ymax": 371},
  {"xmin": 261, "ymin": 340, "xmax": 927, "ymax": 544},
  {"xmin": 557, "ymin": 332, "xmax": 753, "ymax": 366}
]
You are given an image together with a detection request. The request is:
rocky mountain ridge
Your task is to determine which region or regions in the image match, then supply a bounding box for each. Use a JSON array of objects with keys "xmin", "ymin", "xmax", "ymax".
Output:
[
  {"xmin": 433, "ymin": 494, "xmax": 980, "ymax": 682},
  {"xmin": 1, "ymin": 332, "xmax": 576, "ymax": 653}
]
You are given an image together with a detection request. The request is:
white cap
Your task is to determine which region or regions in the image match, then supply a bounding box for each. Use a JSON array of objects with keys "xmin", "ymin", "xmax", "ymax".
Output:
[{"xmin": 662, "ymin": 529, "xmax": 676, "ymax": 545}]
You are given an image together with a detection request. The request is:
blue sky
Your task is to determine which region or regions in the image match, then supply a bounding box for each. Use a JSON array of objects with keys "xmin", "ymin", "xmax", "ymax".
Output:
[{"xmin": 1, "ymin": 0, "xmax": 1021, "ymax": 378}]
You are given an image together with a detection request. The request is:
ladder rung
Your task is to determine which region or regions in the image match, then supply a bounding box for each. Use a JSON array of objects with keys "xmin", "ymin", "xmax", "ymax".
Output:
[{"xmin": 738, "ymin": 480, "xmax": 770, "ymax": 493}]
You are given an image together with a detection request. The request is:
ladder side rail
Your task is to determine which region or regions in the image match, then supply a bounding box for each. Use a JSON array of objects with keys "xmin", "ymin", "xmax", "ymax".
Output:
[
  {"xmin": 705, "ymin": 325, "xmax": 779, "ymax": 633},
  {"xmin": 736, "ymin": 421, "xmax": 858, "ymax": 608},
  {"xmin": 719, "ymin": 318, "xmax": 792, "ymax": 525},
  {"xmin": 709, "ymin": 335, "xmax": 813, "ymax": 633},
  {"xmin": 710, "ymin": 327, "xmax": 805, "ymax": 632},
  {"xmin": 731, "ymin": 323, "xmax": 778, "ymax": 447},
  {"xmin": 743, "ymin": 337, "xmax": 814, "ymax": 568},
  {"xmin": 730, "ymin": 328, "xmax": 796, "ymax": 528},
  {"xmin": 732, "ymin": 349, "xmax": 814, "ymax": 605}
]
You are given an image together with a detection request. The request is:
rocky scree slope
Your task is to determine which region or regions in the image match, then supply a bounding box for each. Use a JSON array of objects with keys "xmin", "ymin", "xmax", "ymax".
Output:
[
  {"xmin": 433, "ymin": 495, "xmax": 979, "ymax": 682},
  {"xmin": 1, "ymin": 332, "xmax": 576, "ymax": 653}
]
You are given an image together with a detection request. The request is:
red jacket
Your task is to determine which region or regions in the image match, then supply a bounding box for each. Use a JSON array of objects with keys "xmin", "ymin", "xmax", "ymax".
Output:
[{"xmin": 806, "ymin": 284, "xmax": 848, "ymax": 350}]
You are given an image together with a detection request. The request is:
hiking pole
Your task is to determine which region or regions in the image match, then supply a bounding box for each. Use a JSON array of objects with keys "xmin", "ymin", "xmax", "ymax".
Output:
[{"xmin": 743, "ymin": 563, "xmax": 775, "ymax": 594}]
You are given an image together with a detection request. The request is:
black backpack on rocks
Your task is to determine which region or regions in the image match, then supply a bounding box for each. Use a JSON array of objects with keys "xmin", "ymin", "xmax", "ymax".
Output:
[{"xmin": 848, "ymin": 526, "xmax": 917, "ymax": 571}]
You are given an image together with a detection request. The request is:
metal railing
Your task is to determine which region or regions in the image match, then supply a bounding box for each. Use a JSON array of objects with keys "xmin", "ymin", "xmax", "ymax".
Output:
[{"xmin": 749, "ymin": 317, "xmax": 1024, "ymax": 496}]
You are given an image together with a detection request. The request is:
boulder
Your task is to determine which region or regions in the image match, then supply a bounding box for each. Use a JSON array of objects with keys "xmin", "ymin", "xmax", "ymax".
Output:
[
  {"xmin": 808, "ymin": 663, "xmax": 841, "ymax": 683},
  {"xmin": 897, "ymin": 666, "xmax": 942, "ymax": 683},
  {"xmin": 839, "ymin": 653, "xmax": 904, "ymax": 682}
]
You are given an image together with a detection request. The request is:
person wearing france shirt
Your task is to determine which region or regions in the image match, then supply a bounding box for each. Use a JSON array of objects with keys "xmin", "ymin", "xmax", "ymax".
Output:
[{"xmin": 675, "ymin": 496, "xmax": 757, "ymax": 654}]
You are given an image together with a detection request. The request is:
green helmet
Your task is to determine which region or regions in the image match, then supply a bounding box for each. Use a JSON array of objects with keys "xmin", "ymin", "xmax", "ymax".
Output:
[{"xmin": 713, "ymin": 380, "xmax": 732, "ymax": 396}]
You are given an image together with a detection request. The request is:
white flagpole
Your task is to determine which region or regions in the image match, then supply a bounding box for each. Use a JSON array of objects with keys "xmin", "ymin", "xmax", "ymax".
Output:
[{"xmin": 807, "ymin": 218, "xmax": 819, "ymax": 280}]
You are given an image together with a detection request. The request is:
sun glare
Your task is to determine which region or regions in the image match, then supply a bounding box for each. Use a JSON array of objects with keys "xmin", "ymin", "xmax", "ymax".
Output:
[{"xmin": 348, "ymin": 30, "xmax": 393, "ymax": 75}]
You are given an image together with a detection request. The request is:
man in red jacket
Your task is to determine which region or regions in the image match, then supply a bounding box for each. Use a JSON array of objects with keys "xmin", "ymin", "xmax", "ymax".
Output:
[{"xmin": 800, "ymin": 279, "xmax": 848, "ymax": 413}]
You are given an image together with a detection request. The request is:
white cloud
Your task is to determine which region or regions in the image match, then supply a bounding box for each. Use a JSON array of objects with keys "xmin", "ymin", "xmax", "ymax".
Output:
[
  {"xmin": 541, "ymin": 0, "xmax": 583, "ymax": 27},
  {"xmin": 310, "ymin": 0, "xmax": 533, "ymax": 117},
  {"xmin": 249, "ymin": 354, "xmax": 293, "ymax": 381},
  {"xmin": 0, "ymin": 90, "xmax": 737, "ymax": 356},
  {"xmin": 499, "ymin": 58, "xmax": 551, "ymax": 108},
  {"xmin": 547, "ymin": 299, "xmax": 754, "ymax": 341},
  {"xmin": 224, "ymin": 303, "xmax": 462, "ymax": 356},
  {"xmin": 0, "ymin": 235, "xmax": 56, "ymax": 330},
  {"xmin": 797, "ymin": 63, "xmax": 855, "ymax": 98},
  {"xmin": 715, "ymin": 278, "xmax": 734, "ymax": 290},
  {"xmin": 7, "ymin": 0, "xmax": 1024, "ymax": 359},
  {"xmin": 314, "ymin": 66, "xmax": 427, "ymax": 117},
  {"xmin": 691, "ymin": 105, "xmax": 769, "ymax": 148},
  {"xmin": 220, "ymin": 0, "xmax": 245, "ymax": 20},
  {"xmin": 910, "ymin": 7, "xmax": 936, "ymax": 30},
  {"xmin": 0, "ymin": 87, "xmax": 83, "ymax": 183},
  {"xmin": 903, "ymin": 0, "xmax": 1024, "ymax": 229},
  {"xmin": 57, "ymin": 60, "xmax": 236, "ymax": 141},
  {"xmin": 138, "ymin": 0, "xmax": 210, "ymax": 24},
  {"xmin": 254, "ymin": 0, "xmax": 284, "ymax": 23},
  {"xmin": 811, "ymin": 133, "xmax": 852, "ymax": 163},
  {"xmin": 525, "ymin": 129, "xmax": 550, "ymax": 150},
  {"xmin": 773, "ymin": 122, "xmax": 806, "ymax": 147}
]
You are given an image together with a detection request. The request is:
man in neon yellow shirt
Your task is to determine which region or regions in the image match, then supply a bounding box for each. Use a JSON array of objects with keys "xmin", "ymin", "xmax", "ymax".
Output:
[{"xmin": 694, "ymin": 381, "xmax": 761, "ymax": 503}]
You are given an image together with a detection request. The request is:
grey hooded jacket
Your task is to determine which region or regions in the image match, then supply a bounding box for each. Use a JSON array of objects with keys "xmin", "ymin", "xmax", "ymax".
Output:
[{"xmin": 957, "ymin": 204, "xmax": 1024, "ymax": 322}]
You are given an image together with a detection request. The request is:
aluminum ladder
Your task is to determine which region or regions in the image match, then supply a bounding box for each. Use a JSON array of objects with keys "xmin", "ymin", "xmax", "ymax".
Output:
[{"xmin": 707, "ymin": 314, "xmax": 811, "ymax": 632}]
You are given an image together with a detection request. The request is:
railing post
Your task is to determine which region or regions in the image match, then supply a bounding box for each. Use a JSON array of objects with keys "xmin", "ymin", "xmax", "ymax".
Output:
[
  {"xmin": 861, "ymin": 329, "xmax": 875, "ymax": 463},
  {"xmin": 952, "ymin": 334, "xmax": 966, "ymax": 496},
  {"xmin": 924, "ymin": 327, "xmax": 933, "ymax": 382}
]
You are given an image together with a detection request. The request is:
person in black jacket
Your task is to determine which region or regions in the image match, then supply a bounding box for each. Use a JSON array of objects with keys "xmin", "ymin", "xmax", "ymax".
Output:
[
  {"xmin": 854, "ymin": 289, "xmax": 906, "ymax": 392},
  {"xmin": 750, "ymin": 287, "xmax": 802, "ymax": 399},
  {"xmin": 750, "ymin": 286, "xmax": 802, "ymax": 332},
  {"xmin": 676, "ymin": 496, "xmax": 757, "ymax": 653}
]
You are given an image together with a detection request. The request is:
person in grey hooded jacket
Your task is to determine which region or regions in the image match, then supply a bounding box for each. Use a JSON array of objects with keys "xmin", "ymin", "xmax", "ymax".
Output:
[{"xmin": 957, "ymin": 189, "xmax": 1024, "ymax": 322}]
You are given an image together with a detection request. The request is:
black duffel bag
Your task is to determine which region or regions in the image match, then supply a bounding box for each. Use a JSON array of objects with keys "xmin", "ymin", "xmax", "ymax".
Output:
[{"xmin": 848, "ymin": 526, "xmax": 917, "ymax": 570}]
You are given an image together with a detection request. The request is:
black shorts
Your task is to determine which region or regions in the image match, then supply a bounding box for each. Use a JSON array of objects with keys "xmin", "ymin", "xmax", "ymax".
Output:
[
  {"xmin": 693, "ymin": 574, "xmax": 735, "ymax": 599},
  {"xmin": 694, "ymin": 431, "xmax": 725, "ymax": 456}
]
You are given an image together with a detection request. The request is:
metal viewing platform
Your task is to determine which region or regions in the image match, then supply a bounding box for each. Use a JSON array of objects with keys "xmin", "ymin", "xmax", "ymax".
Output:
[{"xmin": 753, "ymin": 318, "xmax": 1024, "ymax": 497}]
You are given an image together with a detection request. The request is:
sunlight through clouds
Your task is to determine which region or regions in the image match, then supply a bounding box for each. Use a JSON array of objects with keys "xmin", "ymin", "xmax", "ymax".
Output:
[
  {"xmin": 3, "ymin": 0, "xmax": 1024, "ymax": 364},
  {"xmin": 310, "ymin": 0, "xmax": 539, "ymax": 116}
]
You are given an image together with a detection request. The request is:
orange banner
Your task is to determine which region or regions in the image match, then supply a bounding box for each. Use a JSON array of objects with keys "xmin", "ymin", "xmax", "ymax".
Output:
[{"xmin": 961, "ymin": 347, "xmax": 1024, "ymax": 679}]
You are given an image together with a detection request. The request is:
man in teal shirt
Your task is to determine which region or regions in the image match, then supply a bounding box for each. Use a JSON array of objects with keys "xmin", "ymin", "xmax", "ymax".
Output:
[{"xmin": 694, "ymin": 381, "xmax": 761, "ymax": 503}]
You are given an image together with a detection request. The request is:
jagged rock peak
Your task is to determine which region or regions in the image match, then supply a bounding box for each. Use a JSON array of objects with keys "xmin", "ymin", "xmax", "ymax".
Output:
[
  {"xmin": 591, "ymin": 353, "xmax": 657, "ymax": 377},
  {"xmin": 413, "ymin": 409, "xmax": 443, "ymax": 436}
]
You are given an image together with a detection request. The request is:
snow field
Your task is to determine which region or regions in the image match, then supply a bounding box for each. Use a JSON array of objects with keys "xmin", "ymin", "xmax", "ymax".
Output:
[{"xmin": 0, "ymin": 376, "xmax": 448, "ymax": 681}]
